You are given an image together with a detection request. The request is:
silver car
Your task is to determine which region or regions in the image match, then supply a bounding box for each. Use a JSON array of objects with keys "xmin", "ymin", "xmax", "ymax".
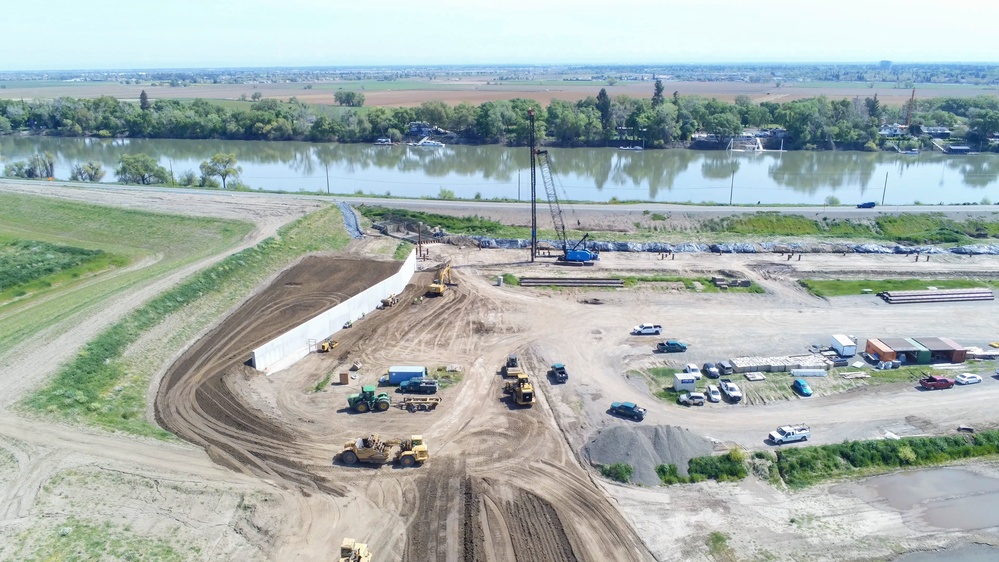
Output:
[{"xmin": 706, "ymin": 384, "xmax": 721, "ymax": 402}]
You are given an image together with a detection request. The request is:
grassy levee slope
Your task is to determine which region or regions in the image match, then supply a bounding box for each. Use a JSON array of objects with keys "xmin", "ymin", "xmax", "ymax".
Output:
[
  {"xmin": 0, "ymin": 192, "xmax": 252, "ymax": 359},
  {"xmin": 23, "ymin": 204, "xmax": 350, "ymax": 438}
]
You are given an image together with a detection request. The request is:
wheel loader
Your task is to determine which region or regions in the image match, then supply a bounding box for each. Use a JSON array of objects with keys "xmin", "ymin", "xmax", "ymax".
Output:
[
  {"xmin": 338, "ymin": 434, "xmax": 428, "ymax": 468},
  {"xmin": 317, "ymin": 339, "xmax": 338, "ymax": 353},
  {"xmin": 503, "ymin": 373, "xmax": 535, "ymax": 406},
  {"xmin": 339, "ymin": 537, "xmax": 372, "ymax": 562},
  {"xmin": 347, "ymin": 385, "xmax": 391, "ymax": 413}
]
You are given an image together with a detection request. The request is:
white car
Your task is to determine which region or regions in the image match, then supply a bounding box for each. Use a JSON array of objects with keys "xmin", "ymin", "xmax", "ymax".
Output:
[
  {"xmin": 955, "ymin": 373, "xmax": 982, "ymax": 385},
  {"xmin": 719, "ymin": 379, "xmax": 743, "ymax": 403},
  {"xmin": 632, "ymin": 323, "xmax": 662, "ymax": 335},
  {"xmin": 683, "ymin": 363, "xmax": 702, "ymax": 379},
  {"xmin": 706, "ymin": 384, "xmax": 721, "ymax": 402}
]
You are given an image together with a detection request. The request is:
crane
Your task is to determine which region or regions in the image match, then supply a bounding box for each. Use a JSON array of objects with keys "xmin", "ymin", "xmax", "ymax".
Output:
[
  {"xmin": 529, "ymin": 111, "xmax": 598, "ymax": 265},
  {"xmin": 428, "ymin": 259, "xmax": 454, "ymax": 295}
]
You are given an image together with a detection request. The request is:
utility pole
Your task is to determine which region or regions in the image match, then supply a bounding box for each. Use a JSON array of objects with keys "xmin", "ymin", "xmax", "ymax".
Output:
[
  {"xmin": 325, "ymin": 163, "xmax": 330, "ymax": 194},
  {"xmin": 881, "ymin": 171, "xmax": 888, "ymax": 205},
  {"xmin": 528, "ymin": 109, "xmax": 537, "ymax": 261}
]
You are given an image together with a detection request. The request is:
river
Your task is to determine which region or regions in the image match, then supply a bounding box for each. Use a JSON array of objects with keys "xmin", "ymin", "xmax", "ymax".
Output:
[{"xmin": 2, "ymin": 136, "xmax": 998, "ymax": 205}]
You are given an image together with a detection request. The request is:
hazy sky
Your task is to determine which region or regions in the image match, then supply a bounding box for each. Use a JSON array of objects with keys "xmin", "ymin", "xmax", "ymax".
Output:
[{"xmin": 3, "ymin": 0, "xmax": 998, "ymax": 70}]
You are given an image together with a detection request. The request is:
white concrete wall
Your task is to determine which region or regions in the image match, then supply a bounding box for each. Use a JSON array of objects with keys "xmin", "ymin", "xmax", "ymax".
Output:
[{"xmin": 251, "ymin": 251, "xmax": 417, "ymax": 372}]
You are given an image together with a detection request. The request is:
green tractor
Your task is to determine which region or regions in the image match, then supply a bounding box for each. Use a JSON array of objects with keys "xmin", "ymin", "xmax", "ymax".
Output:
[{"xmin": 347, "ymin": 385, "xmax": 391, "ymax": 413}]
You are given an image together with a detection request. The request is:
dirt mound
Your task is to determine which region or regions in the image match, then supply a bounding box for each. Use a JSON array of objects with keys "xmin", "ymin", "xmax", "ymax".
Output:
[{"xmin": 583, "ymin": 425, "xmax": 714, "ymax": 486}]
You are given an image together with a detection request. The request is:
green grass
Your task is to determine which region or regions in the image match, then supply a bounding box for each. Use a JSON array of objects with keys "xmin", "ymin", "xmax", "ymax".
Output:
[
  {"xmin": 314, "ymin": 372, "xmax": 334, "ymax": 392},
  {"xmin": 501, "ymin": 273, "xmax": 520, "ymax": 286},
  {"xmin": 656, "ymin": 449, "xmax": 748, "ymax": 485},
  {"xmin": 22, "ymin": 204, "xmax": 350, "ymax": 437},
  {"xmin": 776, "ymin": 431, "xmax": 999, "ymax": 488},
  {"xmin": 799, "ymin": 278, "xmax": 997, "ymax": 297},
  {"xmin": 701, "ymin": 212, "xmax": 873, "ymax": 238},
  {"xmin": 430, "ymin": 366, "xmax": 463, "ymax": 389},
  {"xmin": 0, "ymin": 239, "xmax": 127, "ymax": 303},
  {"xmin": 617, "ymin": 275, "xmax": 765, "ymax": 294},
  {"xmin": 0, "ymin": 192, "xmax": 252, "ymax": 359},
  {"xmin": 10, "ymin": 516, "xmax": 184, "ymax": 562},
  {"xmin": 393, "ymin": 241, "xmax": 413, "ymax": 260}
]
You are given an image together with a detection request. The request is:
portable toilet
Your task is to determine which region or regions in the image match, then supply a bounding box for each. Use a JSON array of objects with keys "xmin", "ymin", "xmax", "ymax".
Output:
[{"xmin": 673, "ymin": 373, "xmax": 696, "ymax": 392}]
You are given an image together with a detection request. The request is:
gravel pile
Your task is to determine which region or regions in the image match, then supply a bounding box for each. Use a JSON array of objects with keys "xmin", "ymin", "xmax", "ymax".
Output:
[{"xmin": 583, "ymin": 425, "xmax": 715, "ymax": 487}]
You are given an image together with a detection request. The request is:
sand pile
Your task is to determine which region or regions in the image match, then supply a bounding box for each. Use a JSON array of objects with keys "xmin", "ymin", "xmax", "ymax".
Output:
[{"xmin": 583, "ymin": 425, "xmax": 715, "ymax": 486}]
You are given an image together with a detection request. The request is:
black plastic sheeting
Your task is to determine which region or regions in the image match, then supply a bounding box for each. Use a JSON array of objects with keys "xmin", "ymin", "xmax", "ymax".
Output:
[
  {"xmin": 337, "ymin": 202, "xmax": 364, "ymax": 239},
  {"xmin": 471, "ymin": 236, "xmax": 999, "ymax": 255}
]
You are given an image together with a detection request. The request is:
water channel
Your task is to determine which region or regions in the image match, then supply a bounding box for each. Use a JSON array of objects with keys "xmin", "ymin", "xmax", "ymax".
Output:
[{"xmin": 2, "ymin": 136, "xmax": 999, "ymax": 205}]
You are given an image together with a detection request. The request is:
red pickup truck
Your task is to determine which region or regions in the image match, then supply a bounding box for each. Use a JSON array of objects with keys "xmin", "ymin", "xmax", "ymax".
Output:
[{"xmin": 920, "ymin": 376, "xmax": 955, "ymax": 390}]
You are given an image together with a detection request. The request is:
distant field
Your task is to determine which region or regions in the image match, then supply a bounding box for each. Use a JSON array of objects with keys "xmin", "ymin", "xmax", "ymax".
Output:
[{"xmin": 1, "ymin": 78, "xmax": 995, "ymax": 107}]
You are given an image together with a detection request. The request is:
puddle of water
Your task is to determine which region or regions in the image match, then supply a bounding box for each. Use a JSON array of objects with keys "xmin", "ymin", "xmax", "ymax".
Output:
[
  {"xmin": 893, "ymin": 544, "xmax": 999, "ymax": 561},
  {"xmin": 866, "ymin": 467, "xmax": 999, "ymax": 531}
]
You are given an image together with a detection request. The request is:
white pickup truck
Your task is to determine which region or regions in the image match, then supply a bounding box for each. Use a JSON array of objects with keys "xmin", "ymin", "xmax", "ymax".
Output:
[
  {"xmin": 719, "ymin": 379, "xmax": 743, "ymax": 403},
  {"xmin": 768, "ymin": 424, "xmax": 811, "ymax": 444},
  {"xmin": 632, "ymin": 323, "xmax": 662, "ymax": 335}
]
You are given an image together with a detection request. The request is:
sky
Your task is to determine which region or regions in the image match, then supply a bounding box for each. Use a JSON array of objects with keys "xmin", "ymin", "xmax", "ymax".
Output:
[{"xmin": 3, "ymin": 0, "xmax": 998, "ymax": 71}]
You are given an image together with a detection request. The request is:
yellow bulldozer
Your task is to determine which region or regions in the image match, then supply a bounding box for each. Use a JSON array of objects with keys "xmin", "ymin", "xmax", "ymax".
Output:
[
  {"xmin": 339, "ymin": 537, "xmax": 372, "ymax": 562},
  {"xmin": 428, "ymin": 259, "xmax": 454, "ymax": 296},
  {"xmin": 503, "ymin": 373, "xmax": 535, "ymax": 406},
  {"xmin": 338, "ymin": 434, "xmax": 429, "ymax": 468},
  {"xmin": 318, "ymin": 339, "xmax": 339, "ymax": 353}
]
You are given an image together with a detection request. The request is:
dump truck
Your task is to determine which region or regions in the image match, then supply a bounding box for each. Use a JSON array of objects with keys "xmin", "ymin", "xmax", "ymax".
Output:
[
  {"xmin": 502, "ymin": 354, "xmax": 524, "ymax": 377},
  {"xmin": 503, "ymin": 373, "xmax": 535, "ymax": 406},
  {"xmin": 338, "ymin": 434, "xmax": 429, "ymax": 467},
  {"xmin": 347, "ymin": 385, "xmax": 391, "ymax": 413},
  {"xmin": 339, "ymin": 538, "xmax": 372, "ymax": 562}
]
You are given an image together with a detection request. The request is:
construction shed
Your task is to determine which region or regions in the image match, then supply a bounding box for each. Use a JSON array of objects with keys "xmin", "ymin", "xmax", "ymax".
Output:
[
  {"xmin": 913, "ymin": 337, "xmax": 967, "ymax": 363},
  {"xmin": 880, "ymin": 337, "xmax": 931, "ymax": 365},
  {"xmin": 865, "ymin": 338, "xmax": 896, "ymax": 362}
]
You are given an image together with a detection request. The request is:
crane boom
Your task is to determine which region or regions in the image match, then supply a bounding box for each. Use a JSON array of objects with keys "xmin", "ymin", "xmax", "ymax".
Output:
[{"xmin": 535, "ymin": 149, "xmax": 569, "ymax": 252}]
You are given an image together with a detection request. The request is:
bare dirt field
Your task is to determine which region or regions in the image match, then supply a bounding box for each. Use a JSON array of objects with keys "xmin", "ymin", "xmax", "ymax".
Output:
[
  {"xmin": 4, "ymin": 184, "xmax": 999, "ymax": 560},
  {"xmin": 1, "ymin": 79, "xmax": 987, "ymax": 107}
]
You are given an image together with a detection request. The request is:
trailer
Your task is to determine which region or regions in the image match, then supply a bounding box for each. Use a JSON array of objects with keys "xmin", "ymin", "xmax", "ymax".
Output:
[
  {"xmin": 830, "ymin": 334, "xmax": 857, "ymax": 357},
  {"xmin": 400, "ymin": 397, "xmax": 442, "ymax": 412},
  {"xmin": 384, "ymin": 365, "xmax": 429, "ymax": 385}
]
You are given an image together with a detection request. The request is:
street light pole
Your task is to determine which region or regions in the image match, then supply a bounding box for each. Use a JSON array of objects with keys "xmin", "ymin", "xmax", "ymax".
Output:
[
  {"xmin": 730, "ymin": 164, "xmax": 735, "ymax": 206},
  {"xmin": 881, "ymin": 171, "xmax": 888, "ymax": 205}
]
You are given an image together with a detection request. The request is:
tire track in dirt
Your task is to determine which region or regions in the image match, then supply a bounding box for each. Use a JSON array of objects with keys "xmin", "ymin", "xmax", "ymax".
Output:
[{"xmin": 155, "ymin": 256, "xmax": 403, "ymax": 495}]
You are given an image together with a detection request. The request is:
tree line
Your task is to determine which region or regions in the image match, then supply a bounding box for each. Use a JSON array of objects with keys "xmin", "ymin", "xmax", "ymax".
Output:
[
  {"xmin": 0, "ymin": 85, "xmax": 997, "ymax": 151},
  {"xmin": 4, "ymin": 151, "xmax": 242, "ymax": 188}
]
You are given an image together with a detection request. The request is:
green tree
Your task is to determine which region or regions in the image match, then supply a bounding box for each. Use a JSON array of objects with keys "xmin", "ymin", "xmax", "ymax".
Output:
[
  {"xmin": 651, "ymin": 79, "xmax": 665, "ymax": 108},
  {"xmin": 199, "ymin": 153, "xmax": 242, "ymax": 189},
  {"xmin": 251, "ymin": 91, "xmax": 263, "ymax": 101},
  {"xmin": 704, "ymin": 113, "xmax": 743, "ymax": 140},
  {"xmin": 114, "ymin": 153, "xmax": 169, "ymax": 185},
  {"xmin": 70, "ymin": 161, "xmax": 106, "ymax": 182},
  {"xmin": 139, "ymin": 90, "xmax": 151, "ymax": 111},
  {"xmin": 595, "ymin": 88, "xmax": 612, "ymax": 132}
]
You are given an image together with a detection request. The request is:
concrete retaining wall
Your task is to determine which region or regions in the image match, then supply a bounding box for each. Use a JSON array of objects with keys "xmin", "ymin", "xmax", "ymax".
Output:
[{"xmin": 251, "ymin": 251, "xmax": 417, "ymax": 372}]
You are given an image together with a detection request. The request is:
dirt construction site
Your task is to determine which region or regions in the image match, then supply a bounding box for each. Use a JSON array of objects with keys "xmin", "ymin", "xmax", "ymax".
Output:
[{"xmin": 4, "ymin": 185, "xmax": 999, "ymax": 561}]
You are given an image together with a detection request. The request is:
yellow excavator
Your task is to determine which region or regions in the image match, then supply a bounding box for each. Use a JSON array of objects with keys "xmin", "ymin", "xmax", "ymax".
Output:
[{"xmin": 428, "ymin": 259, "xmax": 454, "ymax": 296}]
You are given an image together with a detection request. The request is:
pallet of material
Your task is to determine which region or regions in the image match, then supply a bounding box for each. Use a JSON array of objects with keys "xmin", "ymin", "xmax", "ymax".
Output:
[
  {"xmin": 731, "ymin": 355, "xmax": 829, "ymax": 373},
  {"xmin": 879, "ymin": 288, "xmax": 994, "ymax": 304},
  {"xmin": 840, "ymin": 372, "xmax": 871, "ymax": 379},
  {"xmin": 744, "ymin": 372, "xmax": 766, "ymax": 381},
  {"xmin": 518, "ymin": 277, "xmax": 625, "ymax": 288}
]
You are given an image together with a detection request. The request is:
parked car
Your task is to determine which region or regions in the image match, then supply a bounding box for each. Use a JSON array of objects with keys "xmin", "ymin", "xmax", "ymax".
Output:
[
  {"xmin": 610, "ymin": 402, "xmax": 647, "ymax": 421},
  {"xmin": 955, "ymin": 373, "xmax": 982, "ymax": 385},
  {"xmin": 716, "ymin": 361, "xmax": 734, "ymax": 375},
  {"xmin": 702, "ymin": 362, "xmax": 720, "ymax": 379},
  {"xmin": 399, "ymin": 378, "xmax": 439, "ymax": 394},
  {"xmin": 919, "ymin": 376, "xmax": 955, "ymax": 390},
  {"xmin": 683, "ymin": 363, "xmax": 702, "ymax": 379},
  {"xmin": 768, "ymin": 424, "xmax": 811, "ymax": 444},
  {"xmin": 678, "ymin": 392, "xmax": 706, "ymax": 406},
  {"xmin": 719, "ymin": 379, "xmax": 743, "ymax": 403},
  {"xmin": 706, "ymin": 384, "xmax": 721, "ymax": 402},
  {"xmin": 632, "ymin": 323, "xmax": 662, "ymax": 335},
  {"xmin": 656, "ymin": 340, "xmax": 688, "ymax": 353},
  {"xmin": 792, "ymin": 378, "xmax": 813, "ymax": 397}
]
